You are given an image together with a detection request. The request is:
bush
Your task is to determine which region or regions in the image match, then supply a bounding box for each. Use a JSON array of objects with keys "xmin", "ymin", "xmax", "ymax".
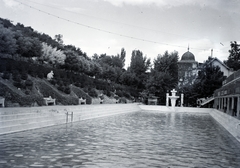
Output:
[
  {"xmin": 37, "ymin": 80, "xmax": 78, "ymax": 105},
  {"xmin": 103, "ymin": 89, "xmax": 111, "ymax": 97},
  {"xmin": 88, "ymin": 88, "xmax": 98, "ymax": 97},
  {"xmin": 64, "ymin": 86, "xmax": 71, "ymax": 94},
  {"xmin": 12, "ymin": 71, "xmax": 21, "ymax": 82},
  {"xmin": 123, "ymin": 91, "xmax": 131, "ymax": 99},
  {"xmin": 0, "ymin": 82, "xmax": 45, "ymax": 107},
  {"xmin": 38, "ymin": 72, "xmax": 44, "ymax": 79},
  {"xmin": 25, "ymin": 79, "xmax": 33, "ymax": 90},
  {"xmin": 13, "ymin": 81, "xmax": 22, "ymax": 88},
  {"xmin": 21, "ymin": 71, "xmax": 28, "ymax": 80},
  {"xmin": 119, "ymin": 97, "xmax": 127, "ymax": 103},
  {"xmin": 116, "ymin": 90, "xmax": 123, "ymax": 97},
  {"xmin": 2, "ymin": 71, "xmax": 10, "ymax": 79}
]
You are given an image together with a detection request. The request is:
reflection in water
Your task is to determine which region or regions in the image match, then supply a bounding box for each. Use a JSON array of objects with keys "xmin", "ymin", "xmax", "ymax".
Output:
[{"xmin": 0, "ymin": 111, "xmax": 240, "ymax": 167}]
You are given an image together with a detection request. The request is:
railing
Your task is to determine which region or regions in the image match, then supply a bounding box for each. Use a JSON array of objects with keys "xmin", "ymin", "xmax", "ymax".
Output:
[
  {"xmin": 223, "ymin": 69, "xmax": 240, "ymax": 85},
  {"xmin": 197, "ymin": 97, "xmax": 214, "ymax": 106},
  {"xmin": 65, "ymin": 109, "xmax": 73, "ymax": 123}
]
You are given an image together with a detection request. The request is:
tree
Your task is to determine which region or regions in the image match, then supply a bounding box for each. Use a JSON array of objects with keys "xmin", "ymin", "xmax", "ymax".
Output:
[
  {"xmin": 146, "ymin": 51, "xmax": 179, "ymax": 97},
  {"xmin": 15, "ymin": 31, "xmax": 42, "ymax": 58},
  {"xmin": 116, "ymin": 48, "xmax": 126, "ymax": 69},
  {"xmin": 154, "ymin": 51, "xmax": 178, "ymax": 80},
  {"xmin": 0, "ymin": 25, "xmax": 17, "ymax": 57},
  {"xmin": 64, "ymin": 50, "xmax": 80, "ymax": 72},
  {"xmin": 224, "ymin": 41, "xmax": 240, "ymax": 70},
  {"xmin": 129, "ymin": 50, "xmax": 151, "ymax": 75},
  {"xmin": 54, "ymin": 34, "xmax": 63, "ymax": 45},
  {"xmin": 193, "ymin": 64, "xmax": 225, "ymax": 98},
  {"xmin": 39, "ymin": 42, "xmax": 66, "ymax": 67},
  {"xmin": 128, "ymin": 50, "xmax": 151, "ymax": 89}
]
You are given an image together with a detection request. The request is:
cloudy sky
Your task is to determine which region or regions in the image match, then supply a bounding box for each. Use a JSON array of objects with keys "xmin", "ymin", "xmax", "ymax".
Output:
[{"xmin": 1, "ymin": 0, "xmax": 240, "ymax": 67}]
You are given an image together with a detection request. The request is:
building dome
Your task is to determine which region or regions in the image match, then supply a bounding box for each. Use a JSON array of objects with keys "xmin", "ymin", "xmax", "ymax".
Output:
[{"xmin": 181, "ymin": 51, "xmax": 195, "ymax": 61}]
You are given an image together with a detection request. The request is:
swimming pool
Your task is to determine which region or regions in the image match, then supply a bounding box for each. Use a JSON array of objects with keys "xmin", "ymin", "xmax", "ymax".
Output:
[{"xmin": 0, "ymin": 111, "xmax": 240, "ymax": 167}]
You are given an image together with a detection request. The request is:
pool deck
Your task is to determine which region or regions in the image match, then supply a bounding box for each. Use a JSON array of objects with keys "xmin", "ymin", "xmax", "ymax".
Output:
[{"xmin": 0, "ymin": 104, "xmax": 240, "ymax": 143}]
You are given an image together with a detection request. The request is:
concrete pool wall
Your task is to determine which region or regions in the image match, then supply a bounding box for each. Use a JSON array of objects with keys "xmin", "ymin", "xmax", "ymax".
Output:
[
  {"xmin": 0, "ymin": 104, "xmax": 141, "ymax": 135},
  {"xmin": 140, "ymin": 105, "xmax": 240, "ymax": 143},
  {"xmin": 0, "ymin": 104, "xmax": 240, "ymax": 143}
]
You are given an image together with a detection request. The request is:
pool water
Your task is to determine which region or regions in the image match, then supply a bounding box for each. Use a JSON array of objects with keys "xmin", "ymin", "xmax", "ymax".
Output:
[{"xmin": 0, "ymin": 111, "xmax": 240, "ymax": 167}]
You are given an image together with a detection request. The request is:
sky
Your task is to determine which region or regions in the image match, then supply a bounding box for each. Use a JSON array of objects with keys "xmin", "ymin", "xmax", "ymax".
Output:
[{"xmin": 1, "ymin": 0, "xmax": 240, "ymax": 67}]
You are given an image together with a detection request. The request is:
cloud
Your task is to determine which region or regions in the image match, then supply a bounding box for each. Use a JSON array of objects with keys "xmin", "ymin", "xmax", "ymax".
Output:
[
  {"xmin": 63, "ymin": 7, "xmax": 86, "ymax": 13},
  {"xmin": 3, "ymin": 0, "xmax": 19, "ymax": 8},
  {"xmin": 103, "ymin": 0, "xmax": 240, "ymax": 14}
]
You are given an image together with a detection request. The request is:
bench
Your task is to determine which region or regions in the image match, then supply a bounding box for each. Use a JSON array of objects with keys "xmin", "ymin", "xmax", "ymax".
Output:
[
  {"xmin": 43, "ymin": 96, "xmax": 56, "ymax": 106},
  {"xmin": 79, "ymin": 97, "xmax": 86, "ymax": 105},
  {"xmin": 148, "ymin": 98, "xmax": 157, "ymax": 105},
  {"xmin": 0, "ymin": 97, "xmax": 5, "ymax": 107}
]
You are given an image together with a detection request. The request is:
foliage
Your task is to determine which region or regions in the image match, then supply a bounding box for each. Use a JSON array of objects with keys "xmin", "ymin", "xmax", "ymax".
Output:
[
  {"xmin": 0, "ymin": 17, "xmax": 152, "ymax": 106},
  {"xmin": 0, "ymin": 24, "xmax": 16, "ymax": 56},
  {"xmin": 129, "ymin": 50, "xmax": 151, "ymax": 76},
  {"xmin": 2, "ymin": 71, "xmax": 10, "ymax": 80},
  {"xmin": 70, "ymin": 85, "xmax": 92, "ymax": 104},
  {"xmin": 146, "ymin": 51, "xmax": 179, "ymax": 97},
  {"xmin": 181, "ymin": 58, "xmax": 225, "ymax": 106},
  {"xmin": 0, "ymin": 82, "xmax": 44, "ymax": 106},
  {"xmin": 224, "ymin": 41, "xmax": 240, "ymax": 71},
  {"xmin": 15, "ymin": 32, "xmax": 42, "ymax": 58},
  {"xmin": 193, "ymin": 64, "xmax": 225, "ymax": 98},
  {"xmin": 39, "ymin": 42, "xmax": 66, "ymax": 67},
  {"xmin": 36, "ymin": 80, "xmax": 78, "ymax": 105}
]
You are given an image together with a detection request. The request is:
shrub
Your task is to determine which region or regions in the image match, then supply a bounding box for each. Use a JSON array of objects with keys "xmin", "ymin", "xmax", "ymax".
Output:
[
  {"xmin": 123, "ymin": 91, "xmax": 131, "ymax": 99},
  {"xmin": 64, "ymin": 86, "xmax": 71, "ymax": 94},
  {"xmin": 12, "ymin": 71, "xmax": 21, "ymax": 82},
  {"xmin": 88, "ymin": 88, "xmax": 98, "ymax": 97},
  {"xmin": 13, "ymin": 81, "xmax": 22, "ymax": 88},
  {"xmin": 119, "ymin": 97, "xmax": 127, "ymax": 103},
  {"xmin": 25, "ymin": 79, "xmax": 33, "ymax": 89},
  {"xmin": 116, "ymin": 90, "xmax": 123, "ymax": 97},
  {"xmin": 25, "ymin": 90, "xmax": 31, "ymax": 95},
  {"xmin": 103, "ymin": 89, "xmax": 111, "ymax": 97},
  {"xmin": 21, "ymin": 71, "xmax": 28, "ymax": 80},
  {"xmin": 2, "ymin": 71, "xmax": 10, "ymax": 79},
  {"xmin": 38, "ymin": 72, "xmax": 44, "ymax": 79}
]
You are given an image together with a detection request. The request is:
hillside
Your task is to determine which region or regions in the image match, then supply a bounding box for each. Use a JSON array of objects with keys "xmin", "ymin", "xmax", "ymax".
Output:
[
  {"xmin": 0, "ymin": 71, "xmax": 126, "ymax": 107},
  {"xmin": 0, "ymin": 17, "xmax": 141, "ymax": 107}
]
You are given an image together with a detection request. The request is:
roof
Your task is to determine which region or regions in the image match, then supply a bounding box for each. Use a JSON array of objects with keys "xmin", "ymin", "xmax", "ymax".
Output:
[
  {"xmin": 181, "ymin": 51, "xmax": 195, "ymax": 61},
  {"xmin": 208, "ymin": 57, "xmax": 232, "ymax": 70}
]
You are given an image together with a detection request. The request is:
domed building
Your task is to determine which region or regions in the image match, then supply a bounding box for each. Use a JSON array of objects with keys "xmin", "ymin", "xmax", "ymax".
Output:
[{"xmin": 178, "ymin": 48, "xmax": 199, "ymax": 88}]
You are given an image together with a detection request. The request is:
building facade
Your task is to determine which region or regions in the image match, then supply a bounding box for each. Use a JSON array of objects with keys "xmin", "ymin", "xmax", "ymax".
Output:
[
  {"xmin": 178, "ymin": 49, "xmax": 199, "ymax": 89},
  {"xmin": 208, "ymin": 57, "xmax": 234, "ymax": 77},
  {"xmin": 213, "ymin": 69, "xmax": 240, "ymax": 118},
  {"xmin": 178, "ymin": 49, "xmax": 233, "ymax": 89}
]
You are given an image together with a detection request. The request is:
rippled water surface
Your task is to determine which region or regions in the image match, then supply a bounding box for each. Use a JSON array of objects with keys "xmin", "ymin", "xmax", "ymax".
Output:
[{"xmin": 1, "ymin": 111, "xmax": 240, "ymax": 167}]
